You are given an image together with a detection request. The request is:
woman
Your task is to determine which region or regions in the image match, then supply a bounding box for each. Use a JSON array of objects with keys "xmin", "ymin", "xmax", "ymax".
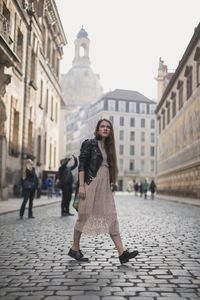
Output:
[
  {"xmin": 68, "ymin": 119, "xmax": 139, "ymax": 264},
  {"xmin": 19, "ymin": 159, "xmax": 38, "ymax": 219}
]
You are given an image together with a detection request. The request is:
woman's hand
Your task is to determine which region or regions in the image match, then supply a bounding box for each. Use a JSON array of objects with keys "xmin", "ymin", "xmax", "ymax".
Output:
[
  {"xmin": 111, "ymin": 183, "xmax": 118, "ymax": 192},
  {"xmin": 79, "ymin": 185, "xmax": 86, "ymax": 199}
]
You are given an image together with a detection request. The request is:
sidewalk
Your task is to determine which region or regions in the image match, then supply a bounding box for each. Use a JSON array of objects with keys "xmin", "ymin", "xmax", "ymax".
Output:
[
  {"xmin": 0, "ymin": 192, "xmax": 200, "ymax": 216},
  {"xmin": 0, "ymin": 195, "xmax": 60, "ymax": 215},
  {"xmin": 115, "ymin": 191, "xmax": 200, "ymax": 207}
]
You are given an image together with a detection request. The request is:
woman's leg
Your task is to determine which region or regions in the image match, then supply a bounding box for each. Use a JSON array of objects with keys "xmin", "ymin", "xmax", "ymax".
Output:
[
  {"xmin": 110, "ymin": 234, "xmax": 125, "ymax": 256},
  {"xmin": 72, "ymin": 229, "xmax": 82, "ymax": 251}
]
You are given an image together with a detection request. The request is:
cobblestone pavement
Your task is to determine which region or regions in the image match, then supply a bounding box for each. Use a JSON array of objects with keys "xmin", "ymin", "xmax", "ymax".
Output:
[{"xmin": 0, "ymin": 195, "xmax": 200, "ymax": 300}]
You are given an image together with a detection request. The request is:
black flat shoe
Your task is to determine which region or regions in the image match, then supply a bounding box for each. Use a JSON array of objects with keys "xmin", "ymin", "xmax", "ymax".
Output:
[
  {"xmin": 28, "ymin": 216, "xmax": 35, "ymax": 219},
  {"xmin": 66, "ymin": 212, "xmax": 74, "ymax": 216},
  {"xmin": 119, "ymin": 250, "xmax": 139, "ymax": 264},
  {"xmin": 68, "ymin": 248, "xmax": 89, "ymax": 262}
]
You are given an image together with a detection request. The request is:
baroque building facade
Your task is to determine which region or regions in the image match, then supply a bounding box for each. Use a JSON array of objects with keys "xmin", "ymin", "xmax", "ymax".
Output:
[
  {"xmin": 0, "ymin": 0, "xmax": 67, "ymax": 199},
  {"xmin": 155, "ymin": 23, "xmax": 200, "ymax": 199},
  {"xmin": 66, "ymin": 89, "xmax": 157, "ymax": 191}
]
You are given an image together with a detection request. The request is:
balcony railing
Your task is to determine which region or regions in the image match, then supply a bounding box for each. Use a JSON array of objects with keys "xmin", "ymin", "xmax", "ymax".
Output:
[{"xmin": 0, "ymin": 14, "xmax": 9, "ymax": 43}]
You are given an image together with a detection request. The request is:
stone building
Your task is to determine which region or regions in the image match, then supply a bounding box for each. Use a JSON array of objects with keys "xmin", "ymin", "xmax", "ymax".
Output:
[
  {"xmin": 66, "ymin": 89, "xmax": 157, "ymax": 191},
  {"xmin": 155, "ymin": 23, "xmax": 200, "ymax": 199},
  {"xmin": 0, "ymin": 0, "xmax": 67, "ymax": 199}
]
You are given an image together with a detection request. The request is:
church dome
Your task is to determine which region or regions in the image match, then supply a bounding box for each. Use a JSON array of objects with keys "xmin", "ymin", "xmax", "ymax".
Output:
[
  {"xmin": 60, "ymin": 28, "xmax": 103, "ymax": 107},
  {"xmin": 77, "ymin": 27, "xmax": 88, "ymax": 39},
  {"xmin": 61, "ymin": 65, "xmax": 103, "ymax": 106}
]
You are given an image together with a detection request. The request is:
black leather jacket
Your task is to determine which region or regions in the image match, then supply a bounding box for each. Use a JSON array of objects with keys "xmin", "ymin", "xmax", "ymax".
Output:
[{"xmin": 79, "ymin": 138, "xmax": 111, "ymax": 185}]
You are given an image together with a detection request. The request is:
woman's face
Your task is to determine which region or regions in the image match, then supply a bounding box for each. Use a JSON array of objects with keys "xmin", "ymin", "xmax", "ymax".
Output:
[{"xmin": 97, "ymin": 120, "xmax": 111, "ymax": 138}]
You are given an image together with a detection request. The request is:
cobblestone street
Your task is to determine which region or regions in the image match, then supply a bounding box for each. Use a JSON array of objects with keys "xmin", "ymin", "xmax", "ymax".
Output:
[{"xmin": 0, "ymin": 195, "xmax": 200, "ymax": 300}]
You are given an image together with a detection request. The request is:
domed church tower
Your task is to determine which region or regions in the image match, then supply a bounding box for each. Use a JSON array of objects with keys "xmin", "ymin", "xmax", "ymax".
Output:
[{"xmin": 61, "ymin": 27, "xmax": 103, "ymax": 109}]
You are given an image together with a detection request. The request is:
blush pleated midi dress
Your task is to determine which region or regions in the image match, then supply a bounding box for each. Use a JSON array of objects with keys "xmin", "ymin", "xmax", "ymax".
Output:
[{"xmin": 74, "ymin": 141, "xmax": 119, "ymax": 235}]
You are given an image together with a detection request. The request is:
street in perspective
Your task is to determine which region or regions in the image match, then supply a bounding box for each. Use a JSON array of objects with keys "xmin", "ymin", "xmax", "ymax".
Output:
[
  {"xmin": 0, "ymin": 194, "xmax": 200, "ymax": 300},
  {"xmin": 0, "ymin": 0, "xmax": 200, "ymax": 300}
]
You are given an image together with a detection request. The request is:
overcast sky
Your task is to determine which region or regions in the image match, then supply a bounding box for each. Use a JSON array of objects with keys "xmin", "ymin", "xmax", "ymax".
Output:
[{"xmin": 55, "ymin": 0, "xmax": 200, "ymax": 101}]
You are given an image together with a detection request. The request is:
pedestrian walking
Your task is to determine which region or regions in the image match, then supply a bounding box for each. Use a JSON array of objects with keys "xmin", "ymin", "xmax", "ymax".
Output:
[
  {"xmin": 68, "ymin": 118, "xmax": 139, "ymax": 264},
  {"xmin": 58, "ymin": 155, "xmax": 78, "ymax": 216},
  {"xmin": 45, "ymin": 176, "xmax": 53, "ymax": 198},
  {"xmin": 133, "ymin": 180, "xmax": 139, "ymax": 196},
  {"xmin": 139, "ymin": 182, "xmax": 143, "ymax": 197},
  {"xmin": 19, "ymin": 159, "xmax": 38, "ymax": 219},
  {"xmin": 149, "ymin": 179, "xmax": 157, "ymax": 200},
  {"xmin": 142, "ymin": 179, "xmax": 149, "ymax": 200}
]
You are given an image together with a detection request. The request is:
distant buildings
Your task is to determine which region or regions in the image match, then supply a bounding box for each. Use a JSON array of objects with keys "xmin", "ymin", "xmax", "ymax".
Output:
[
  {"xmin": 155, "ymin": 23, "xmax": 200, "ymax": 199},
  {"xmin": 59, "ymin": 27, "xmax": 103, "ymax": 160},
  {"xmin": 0, "ymin": 0, "xmax": 67, "ymax": 199},
  {"xmin": 66, "ymin": 89, "xmax": 157, "ymax": 191}
]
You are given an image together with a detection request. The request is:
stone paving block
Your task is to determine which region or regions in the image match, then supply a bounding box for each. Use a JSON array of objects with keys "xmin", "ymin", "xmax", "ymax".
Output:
[
  {"xmin": 71, "ymin": 296, "xmax": 100, "ymax": 300},
  {"xmin": 44, "ymin": 297, "xmax": 70, "ymax": 300}
]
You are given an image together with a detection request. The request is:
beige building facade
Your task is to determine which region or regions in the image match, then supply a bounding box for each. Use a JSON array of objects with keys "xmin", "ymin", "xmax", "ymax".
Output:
[
  {"xmin": 155, "ymin": 23, "xmax": 200, "ymax": 199},
  {"xmin": 66, "ymin": 89, "xmax": 157, "ymax": 191},
  {"xmin": 0, "ymin": 0, "xmax": 67, "ymax": 199}
]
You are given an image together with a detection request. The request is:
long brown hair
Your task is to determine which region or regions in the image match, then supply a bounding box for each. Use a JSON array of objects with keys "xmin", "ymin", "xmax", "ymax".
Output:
[{"xmin": 94, "ymin": 119, "xmax": 118, "ymax": 183}]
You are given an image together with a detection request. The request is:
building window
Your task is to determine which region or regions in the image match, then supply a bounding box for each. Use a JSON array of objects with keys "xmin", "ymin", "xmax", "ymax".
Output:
[
  {"xmin": 140, "ymin": 103, "xmax": 146, "ymax": 114},
  {"xmin": 130, "ymin": 145, "xmax": 135, "ymax": 155},
  {"xmin": 177, "ymin": 81, "xmax": 184, "ymax": 110},
  {"xmin": 119, "ymin": 116, "xmax": 124, "ymax": 126},
  {"xmin": 119, "ymin": 159, "xmax": 123, "ymax": 170},
  {"xmin": 118, "ymin": 101, "xmax": 126, "ymax": 112},
  {"xmin": 129, "ymin": 160, "xmax": 134, "ymax": 171},
  {"xmin": 150, "ymin": 160, "xmax": 155, "ymax": 172},
  {"xmin": 141, "ymin": 160, "xmax": 145, "ymax": 171},
  {"xmin": 130, "ymin": 131, "xmax": 135, "ymax": 141},
  {"xmin": 141, "ymin": 118, "xmax": 145, "ymax": 128},
  {"xmin": 28, "ymin": 120, "xmax": 33, "ymax": 154},
  {"xmin": 30, "ymin": 50, "xmax": 37, "ymax": 83},
  {"xmin": 184, "ymin": 66, "xmax": 192, "ymax": 100},
  {"xmin": 119, "ymin": 144, "xmax": 124, "ymax": 154},
  {"xmin": 167, "ymin": 104, "xmax": 170, "ymax": 125},
  {"xmin": 119, "ymin": 130, "xmax": 124, "ymax": 140},
  {"xmin": 109, "ymin": 115, "xmax": 114, "ymax": 123},
  {"xmin": 49, "ymin": 143, "xmax": 52, "ymax": 169},
  {"xmin": 108, "ymin": 100, "xmax": 116, "ymax": 111},
  {"xmin": 51, "ymin": 96, "xmax": 54, "ymax": 120},
  {"xmin": 39, "ymin": 80, "xmax": 43, "ymax": 107},
  {"xmin": 197, "ymin": 62, "xmax": 200, "ymax": 87},
  {"xmin": 171, "ymin": 92, "xmax": 176, "ymax": 118},
  {"xmin": 16, "ymin": 28, "xmax": 23, "ymax": 61},
  {"xmin": 129, "ymin": 102, "xmax": 136, "ymax": 113},
  {"xmin": 194, "ymin": 47, "xmax": 200, "ymax": 87},
  {"xmin": 150, "ymin": 146, "xmax": 155, "ymax": 157},
  {"xmin": 151, "ymin": 132, "xmax": 155, "ymax": 143},
  {"xmin": 10, "ymin": 109, "xmax": 19, "ymax": 155},
  {"xmin": 141, "ymin": 132, "xmax": 145, "ymax": 142},
  {"xmin": 47, "ymin": 36, "xmax": 51, "ymax": 62},
  {"xmin": 44, "ymin": 132, "xmax": 47, "ymax": 165},
  {"xmin": 149, "ymin": 104, "xmax": 155, "ymax": 114},
  {"xmin": 45, "ymin": 89, "xmax": 49, "ymax": 113},
  {"xmin": 158, "ymin": 118, "xmax": 161, "ymax": 134},
  {"xmin": 162, "ymin": 110, "xmax": 165, "ymax": 130},
  {"xmin": 54, "ymin": 143, "xmax": 56, "ymax": 168},
  {"xmin": 37, "ymin": 135, "xmax": 41, "ymax": 165},
  {"xmin": 130, "ymin": 117, "xmax": 135, "ymax": 127},
  {"xmin": 141, "ymin": 145, "xmax": 145, "ymax": 156},
  {"xmin": 150, "ymin": 119, "xmax": 155, "ymax": 128}
]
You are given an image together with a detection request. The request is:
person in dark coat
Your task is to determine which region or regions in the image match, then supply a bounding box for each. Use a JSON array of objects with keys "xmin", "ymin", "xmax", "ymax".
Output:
[
  {"xmin": 58, "ymin": 155, "xmax": 78, "ymax": 216},
  {"xmin": 19, "ymin": 159, "xmax": 38, "ymax": 219},
  {"xmin": 149, "ymin": 179, "xmax": 157, "ymax": 200}
]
